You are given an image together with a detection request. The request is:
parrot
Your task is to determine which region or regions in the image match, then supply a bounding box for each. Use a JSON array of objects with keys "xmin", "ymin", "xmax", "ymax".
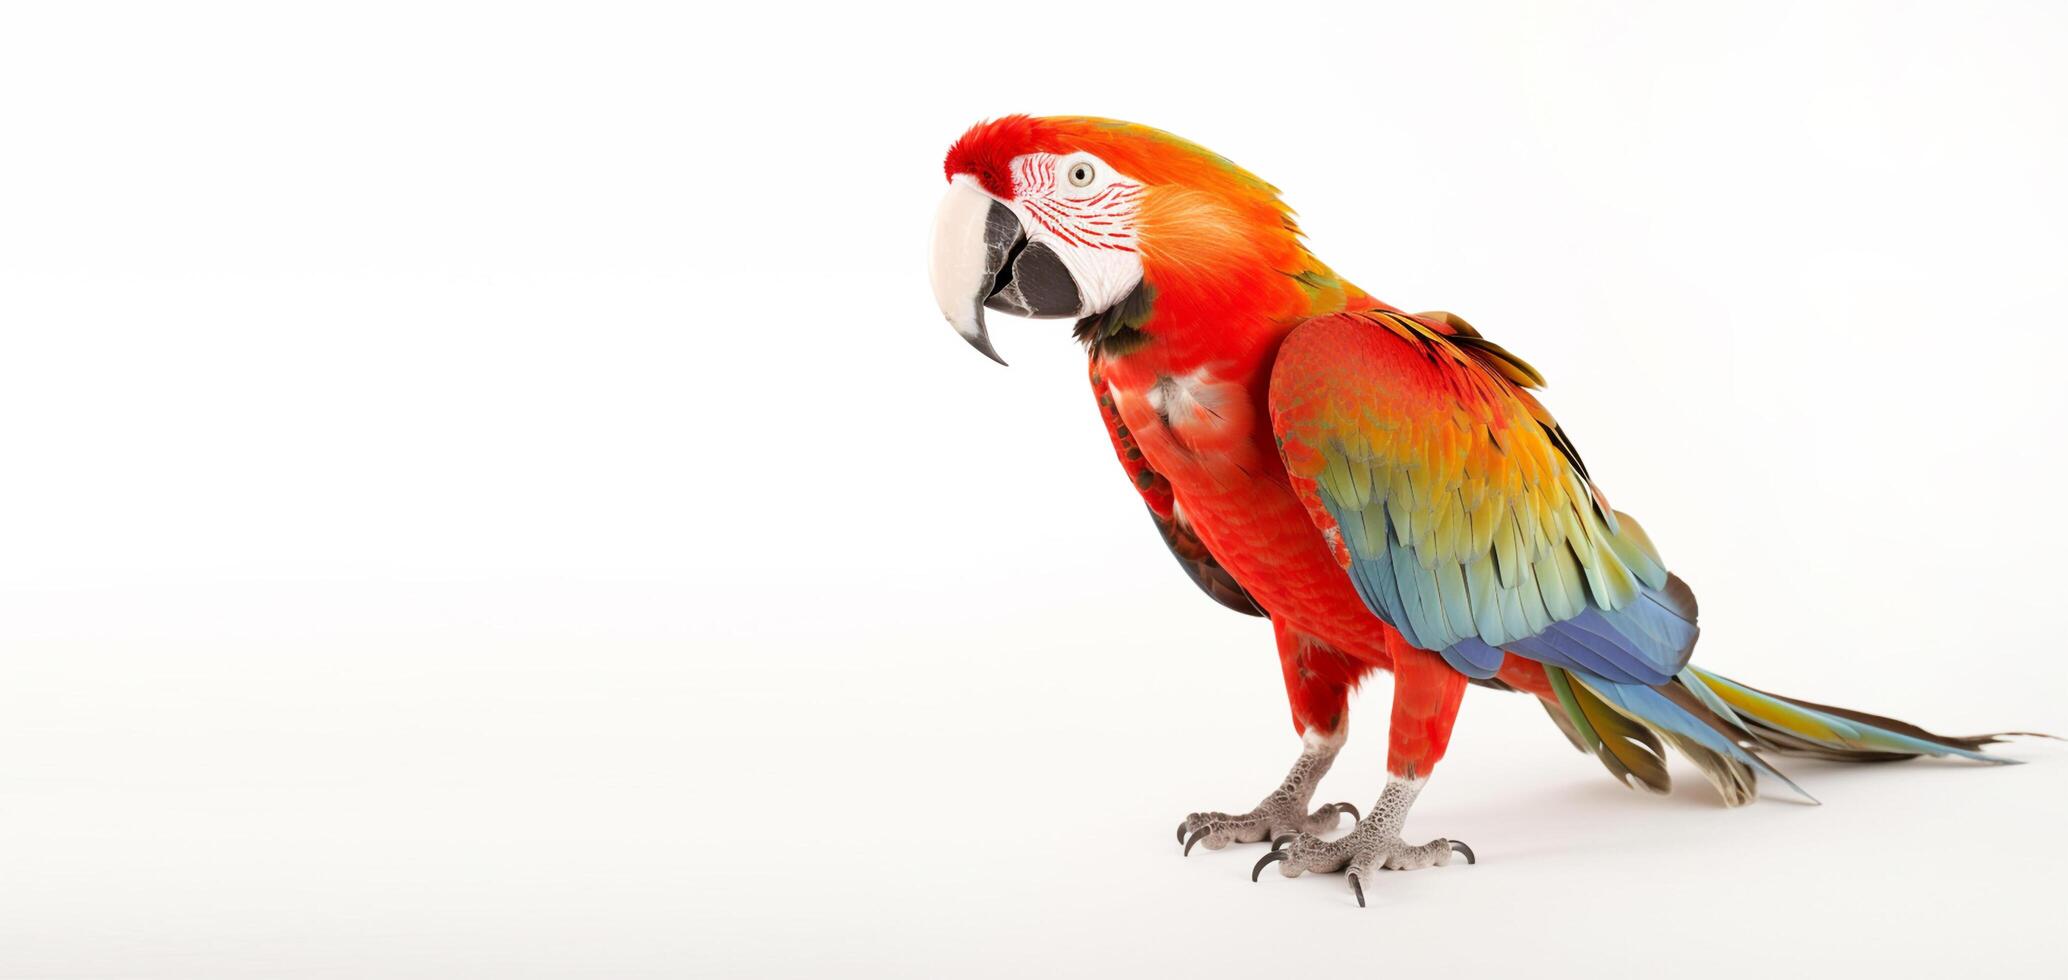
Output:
[{"xmin": 925, "ymin": 115, "xmax": 2025, "ymax": 906}]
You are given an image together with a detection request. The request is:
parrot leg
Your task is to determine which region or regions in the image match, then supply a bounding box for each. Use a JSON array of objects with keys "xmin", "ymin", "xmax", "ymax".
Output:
[
  {"xmin": 1177, "ymin": 620, "xmax": 1368, "ymax": 854},
  {"xmin": 1176, "ymin": 729, "xmax": 1360, "ymax": 853},
  {"xmin": 1251, "ymin": 642, "xmax": 1473, "ymax": 905}
]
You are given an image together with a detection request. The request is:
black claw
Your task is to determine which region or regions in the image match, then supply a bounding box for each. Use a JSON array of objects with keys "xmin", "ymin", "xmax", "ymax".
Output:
[
  {"xmin": 1271, "ymin": 833, "xmax": 1296, "ymax": 850},
  {"xmin": 1251, "ymin": 850, "xmax": 1287, "ymax": 882},
  {"xmin": 1176, "ymin": 820, "xmax": 1189, "ymax": 846},
  {"xmin": 1183, "ymin": 827, "xmax": 1209, "ymax": 856},
  {"xmin": 1335, "ymin": 802, "xmax": 1360, "ymax": 822},
  {"xmin": 1348, "ymin": 871, "xmax": 1365, "ymax": 907},
  {"xmin": 1449, "ymin": 840, "xmax": 1476, "ymax": 865}
]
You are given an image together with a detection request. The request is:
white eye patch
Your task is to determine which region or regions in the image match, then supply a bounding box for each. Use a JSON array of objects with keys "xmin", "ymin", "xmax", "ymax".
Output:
[{"xmin": 1004, "ymin": 152, "xmax": 1146, "ymax": 317}]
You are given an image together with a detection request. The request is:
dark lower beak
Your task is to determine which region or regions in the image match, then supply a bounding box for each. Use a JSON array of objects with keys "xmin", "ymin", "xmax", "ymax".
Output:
[{"xmin": 928, "ymin": 179, "xmax": 1083, "ymax": 365}]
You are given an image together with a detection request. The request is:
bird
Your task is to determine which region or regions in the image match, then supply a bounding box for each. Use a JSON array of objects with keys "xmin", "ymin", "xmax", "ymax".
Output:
[{"xmin": 925, "ymin": 115, "xmax": 2026, "ymax": 906}]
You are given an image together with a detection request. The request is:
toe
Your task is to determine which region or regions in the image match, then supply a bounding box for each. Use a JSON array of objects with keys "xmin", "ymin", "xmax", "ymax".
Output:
[
  {"xmin": 1183, "ymin": 820, "xmax": 1250, "ymax": 855},
  {"xmin": 1177, "ymin": 812, "xmax": 1223, "ymax": 848},
  {"xmin": 1179, "ymin": 809, "xmax": 1288, "ymax": 852},
  {"xmin": 1283, "ymin": 832, "xmax": 1352, "ymax": 874},
  {"xmin": 1380, "ymin": 839, "xmax": 1453, "ymax": 870},
  {"xmin": 1302, "ymin": 801, "xmax": 1359, "ymax": 835}
]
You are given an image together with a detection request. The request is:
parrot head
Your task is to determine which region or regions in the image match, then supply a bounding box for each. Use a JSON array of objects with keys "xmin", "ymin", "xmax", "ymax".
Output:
[{"xmin": 929, "ymin": 115, "xmax": 1312, "ymax": 364}]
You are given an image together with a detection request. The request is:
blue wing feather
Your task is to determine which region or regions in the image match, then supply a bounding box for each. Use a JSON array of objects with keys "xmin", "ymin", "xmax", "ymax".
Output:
[{"xmin": 1327, "ymin": 498, "xmax": 1694, "ymax": 685}]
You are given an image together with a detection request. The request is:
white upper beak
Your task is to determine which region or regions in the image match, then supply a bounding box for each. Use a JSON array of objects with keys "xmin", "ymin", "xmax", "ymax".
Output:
[{"xmin": 927, "ymin": 176, "xmax": 1011, "ymax": 364}]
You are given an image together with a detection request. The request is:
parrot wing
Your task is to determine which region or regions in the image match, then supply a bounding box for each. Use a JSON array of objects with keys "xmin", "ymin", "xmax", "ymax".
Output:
[
  {"xmin": 1091, "ymin": 361, "xmax": 1265, "ymax": 617},
  {"xmin": 1267, "ymin": 310, "xmax": 1696, "ymax": 685}
]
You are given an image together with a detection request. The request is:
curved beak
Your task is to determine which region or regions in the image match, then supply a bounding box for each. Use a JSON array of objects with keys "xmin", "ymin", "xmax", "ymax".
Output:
[{"xmin": 928, "ymin": 177, "xmax": 1084, "ymax": 365}]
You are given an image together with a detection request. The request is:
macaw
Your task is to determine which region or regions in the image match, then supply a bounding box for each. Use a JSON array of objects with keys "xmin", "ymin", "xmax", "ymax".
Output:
[{"xmin": 926, "ymin": 115, "xmax": 2020, "ymax": 905}]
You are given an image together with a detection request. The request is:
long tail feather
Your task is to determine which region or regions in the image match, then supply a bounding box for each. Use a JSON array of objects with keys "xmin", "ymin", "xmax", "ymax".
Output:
[
  {"xmin": 1573, "ymin": 671, "xmax": 1816, "ymax": 803},
  {"xmin": 1539, "ymin": 662, "xmax": 2035, "ymax": 806},
  {"xmin": 1685, "ymin": 667, "xmax": 2019, "ymax": 764}
]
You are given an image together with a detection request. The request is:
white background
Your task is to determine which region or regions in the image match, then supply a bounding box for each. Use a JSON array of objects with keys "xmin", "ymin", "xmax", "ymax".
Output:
[{"xmin": 2, "ymin": 2, "xmax": 2064, "ymax": 977}]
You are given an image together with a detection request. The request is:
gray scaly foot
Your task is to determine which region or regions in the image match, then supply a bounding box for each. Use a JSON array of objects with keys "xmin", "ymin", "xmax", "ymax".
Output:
[
  {"xmin": 1178, "ymin": 732, "xmax": 1358, "ymax": 854},
  {"xmin": 1251, "ymin": 776, "xmax": 1474, "ymax": 906}
]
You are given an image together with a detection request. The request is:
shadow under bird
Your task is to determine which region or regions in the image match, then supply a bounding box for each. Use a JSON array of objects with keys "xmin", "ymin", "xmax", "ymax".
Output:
[{"xmin": 926, "ymin": 115, "xmax": 2034, "ymax": 907}]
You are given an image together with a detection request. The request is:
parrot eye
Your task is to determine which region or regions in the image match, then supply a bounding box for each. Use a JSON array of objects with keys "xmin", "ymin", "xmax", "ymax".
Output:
[{"xmin": 1067, "ymin": 161, "xmax": 1096, "ymax": 187}]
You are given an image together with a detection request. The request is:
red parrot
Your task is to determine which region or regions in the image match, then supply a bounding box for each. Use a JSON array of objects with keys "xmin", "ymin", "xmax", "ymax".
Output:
[{"xmin": 926, "ymin": 115, "xmax": 2022, "ymax": 905}]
